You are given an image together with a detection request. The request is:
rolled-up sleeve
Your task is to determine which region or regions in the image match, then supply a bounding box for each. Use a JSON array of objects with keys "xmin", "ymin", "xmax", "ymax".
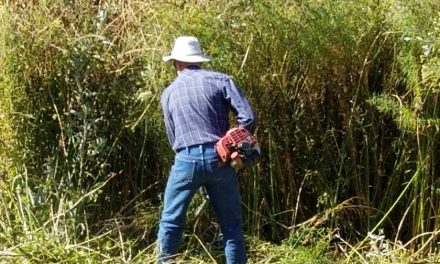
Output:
[{"xmin": 223, "ymin": 77, "xmax": 256, "ymax": 133}]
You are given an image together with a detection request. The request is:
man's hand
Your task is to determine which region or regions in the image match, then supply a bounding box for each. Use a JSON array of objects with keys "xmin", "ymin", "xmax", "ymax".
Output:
[{"xmin": 230, "ymin": 151, "xmax": 244, "ymax": 172}]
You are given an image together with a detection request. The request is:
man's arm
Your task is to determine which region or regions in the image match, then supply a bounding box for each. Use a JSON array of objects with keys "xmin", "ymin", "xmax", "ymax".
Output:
[
  {"xmin": 160, "ymin": 93, "xmax": 176, "ymax": 147},
  {"xmin": 223, "ymin": 77, "xmax": 256, "ymax": 133}
]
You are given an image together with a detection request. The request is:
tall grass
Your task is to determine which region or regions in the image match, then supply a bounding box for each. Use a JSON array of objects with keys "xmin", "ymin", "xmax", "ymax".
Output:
[
  {"xmin": 0, "ymin": 0, "xmax": 440, "ymax": 262},
  {"xmin": 0, "ymin": 1, "xmax": 167, "ymax": 261},
  {"xmin": 366, "ymin": 0, "xmax": 440, "ymax": 251}
]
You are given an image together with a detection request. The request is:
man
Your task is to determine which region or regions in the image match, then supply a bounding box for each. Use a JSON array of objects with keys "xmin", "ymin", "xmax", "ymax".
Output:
[{"xmin": 157, "ymin": 36, "xmax": 256, "ymax": 264}]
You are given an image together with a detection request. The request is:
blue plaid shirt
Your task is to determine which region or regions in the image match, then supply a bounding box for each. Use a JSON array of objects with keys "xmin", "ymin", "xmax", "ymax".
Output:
[{"xmin": 160, "ymin": 65, "xmax": 256, "ymax": 151}]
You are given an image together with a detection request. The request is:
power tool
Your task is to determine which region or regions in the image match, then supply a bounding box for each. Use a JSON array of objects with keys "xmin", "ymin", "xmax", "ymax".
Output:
[{"xmin": 215, "ymin": 127, "xmax": 260, "ymax": 168}]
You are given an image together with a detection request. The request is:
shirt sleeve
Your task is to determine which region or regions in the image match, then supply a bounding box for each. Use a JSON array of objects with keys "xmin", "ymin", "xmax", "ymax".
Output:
[
  {"xmin": 160, "ymin": 92, "xmax": 175, "ymax": 146},
  {"xmin": 223, "ymin": 77, "xmax": 256, "ymax": 133}
]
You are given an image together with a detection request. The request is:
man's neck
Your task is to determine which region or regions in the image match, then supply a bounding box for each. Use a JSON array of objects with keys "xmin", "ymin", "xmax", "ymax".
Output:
[{"xmin": 177, "ymin": 64, "xmax": 201, "ymax": 75}]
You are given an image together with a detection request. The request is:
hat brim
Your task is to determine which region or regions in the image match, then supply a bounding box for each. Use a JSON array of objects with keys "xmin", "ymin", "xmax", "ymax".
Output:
[{"xmin": 162, "ymin": 54, "xmax": 211, "ymax": 63}]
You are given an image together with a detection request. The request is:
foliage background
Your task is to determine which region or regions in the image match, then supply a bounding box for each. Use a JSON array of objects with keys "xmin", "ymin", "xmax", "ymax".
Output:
[{"xmin": 0, "ymin": 0, "xmax": 439, "ymax": 263}]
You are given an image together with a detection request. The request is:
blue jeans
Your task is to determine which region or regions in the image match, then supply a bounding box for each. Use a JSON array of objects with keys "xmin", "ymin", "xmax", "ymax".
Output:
[{"xmin": 157, "ymin": 143, "xmax": 247, "ymax": 264}]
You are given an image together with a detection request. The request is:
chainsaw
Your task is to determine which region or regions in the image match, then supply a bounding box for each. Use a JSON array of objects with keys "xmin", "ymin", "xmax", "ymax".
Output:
[{"xmin": 215, "ymin": 127, "xmax": 260, "ymax": 169}]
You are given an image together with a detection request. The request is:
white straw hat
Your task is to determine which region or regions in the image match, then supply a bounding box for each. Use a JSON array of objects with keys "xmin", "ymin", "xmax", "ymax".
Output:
[{"xmin": 163, "ymin": 36, "xmax": 211, "ymax": 63}]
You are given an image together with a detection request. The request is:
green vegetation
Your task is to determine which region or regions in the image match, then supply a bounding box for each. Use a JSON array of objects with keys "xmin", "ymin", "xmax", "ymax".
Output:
[{"xmin": 1, "ymin": 0, "xmax": 439, "ymax": 263}]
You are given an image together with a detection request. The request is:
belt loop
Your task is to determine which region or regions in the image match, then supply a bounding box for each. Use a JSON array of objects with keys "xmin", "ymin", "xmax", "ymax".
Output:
[{"xmin": 200, "ymin": 144, "xmax": 204, "ymax": 161}]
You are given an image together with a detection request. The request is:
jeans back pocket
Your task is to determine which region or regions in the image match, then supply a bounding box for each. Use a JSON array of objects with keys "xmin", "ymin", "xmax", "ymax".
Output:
[{"xmin": 170, "ymin": 158, "xmax": 196, "ymax": 184}]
